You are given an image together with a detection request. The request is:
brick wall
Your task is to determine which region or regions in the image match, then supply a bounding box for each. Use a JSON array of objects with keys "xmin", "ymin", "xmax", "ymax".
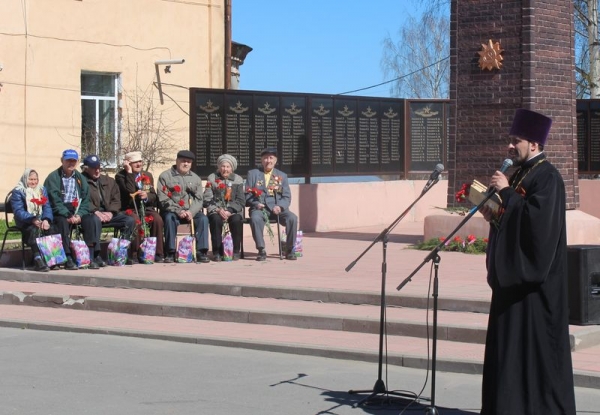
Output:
[{"xmin": 450, "ymin": 0, "xmax": 578, "ymax": 209}]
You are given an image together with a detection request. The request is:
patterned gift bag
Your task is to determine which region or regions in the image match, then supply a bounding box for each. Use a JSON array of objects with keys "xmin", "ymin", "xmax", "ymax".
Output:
[
  {"xmin": 281, "ymin": 230, "xmax": 303, "ymax": 257},
  {"xmin": 222, "ymin": 233, "xmax": 234, "ymax": 261},
  {"xmin": 107, "ymin": 238, "xmax": 130, "ymax": 266},
  {"xmin": 139, "ymin": 237, "xmax": 157, "ymax": 264},
  {"xmin": 70, "ymin": 239, "xmax": 91, "ymax": 268},
  {"xmin": 35, "ymin": 234, "xmax": 67, "ymax": 267},
  {"xmin": 177, "ymin": 235, "xmax": 194, "ymax": 263}
]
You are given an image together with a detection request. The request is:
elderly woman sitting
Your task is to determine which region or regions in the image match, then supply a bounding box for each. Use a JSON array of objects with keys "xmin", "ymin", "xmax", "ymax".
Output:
[
  {"xmin": 203, "ymin": 154, "xmax": 245, "ymax": 261},
  {"xmin": 10, "ymin": 168, "xmax": 54, "ymax": 272}
]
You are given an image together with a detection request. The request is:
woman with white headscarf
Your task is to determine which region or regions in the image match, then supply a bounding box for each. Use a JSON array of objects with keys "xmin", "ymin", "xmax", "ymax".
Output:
[
  {"xmin": 203, "ymin": 154, "xmax": 245, "ymax": 261},
  {"xmin": 10, "ymin": 168, "xmax": 54, "ymax": 271}
]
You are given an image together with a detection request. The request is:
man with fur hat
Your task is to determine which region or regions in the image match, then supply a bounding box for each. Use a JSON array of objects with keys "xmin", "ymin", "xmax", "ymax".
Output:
[
  {"xmin": 115, "ymin": 151, "xmax": 165, "ymax": 263},
  {"xmin": 157, "ymin": 150, "xmax": 210, "ymax": 263},
  {"xmin": 245, "ymin": 147, "xmax": 298, "ymax": 261},
  {"xmin": 203, "ymin": 154, "xmax": 245, "ymax": 261},
  {"xmin": 480, "ymin": 109, "xmax": 576, "ymax": 414}
]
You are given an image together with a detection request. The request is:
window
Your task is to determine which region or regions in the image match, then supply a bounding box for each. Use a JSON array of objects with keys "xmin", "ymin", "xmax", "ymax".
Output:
[{"xmin": 81, "ymin": 72, "xmax": 120, "ymax": 167}]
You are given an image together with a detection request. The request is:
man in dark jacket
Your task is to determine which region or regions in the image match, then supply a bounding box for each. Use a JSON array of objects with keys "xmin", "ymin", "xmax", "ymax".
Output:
[
  {"xmin": 44, "ymin": 149, "xmax": 94, "ymax": 270},
  {"xmin": 82, "ymin": 155, "xmax": 136, "ymax": 266},
  {"xmin": 480, "ymin": 109, "xmax": 576, "ymax": 415},
  {"xmin": 114, "ymin": 151, "xmax": 164, "ymax": 262}
]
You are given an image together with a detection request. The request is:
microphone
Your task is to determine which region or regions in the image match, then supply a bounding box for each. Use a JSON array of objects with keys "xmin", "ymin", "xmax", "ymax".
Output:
[
  {"xmin": 424, "ymin": 164, "xmax": 444, "ymax": 189},
  {"xmin": 486, "ymin": 158, "xmax": 513, "ymax": 194}
]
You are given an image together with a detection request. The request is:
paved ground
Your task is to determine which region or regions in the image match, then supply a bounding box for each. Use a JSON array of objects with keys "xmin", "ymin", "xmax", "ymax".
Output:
[{"xmin": 1, "ymin": 328, "xmax": 600, "ymax": 415}]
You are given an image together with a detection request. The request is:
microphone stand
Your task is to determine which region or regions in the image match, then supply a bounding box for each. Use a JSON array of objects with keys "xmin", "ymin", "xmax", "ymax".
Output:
[
  {"xmin": 346, "ymin": 177, "xmax": 440, "ymax": 407},
  {"xmin": 396, "ymin": 189, "xmax": 498, "ymax": 414}
]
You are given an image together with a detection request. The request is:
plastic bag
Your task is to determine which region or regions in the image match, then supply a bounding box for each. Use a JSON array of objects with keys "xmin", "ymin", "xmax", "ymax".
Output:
[
  {"xmin": 107, "ymin": 238, "xmax": 130, "ymax": 266},
  {"xmin": 222, "ymin": 233, "xmax": 234, "ymax": 261},
  {"xmin": 177, "ymin": 235, "xmax": 194, "ymax": 263},
  {"xmin": 139, "ymin": 237, "xmax": 157, "ymax": 264},
  {"xmin": 70, "ymin": 239, "xmax": 91, "ymax": 268},
  {"xmin": 35, "ymin": 234, "xmax": 67, "ymax": 267},
  {"xmin": 281, "ymin": 230, "xmax": 303, "ymax": 257}
]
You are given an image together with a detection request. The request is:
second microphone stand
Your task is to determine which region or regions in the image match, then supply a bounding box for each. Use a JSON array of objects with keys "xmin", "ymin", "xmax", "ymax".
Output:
[
  {"xmin": 346, "ymin": 178, "xmax": 440, "ymax": 407},
  {"xmin": 396, "ymin": 189, "xmax": 498, "ymax": 414}
]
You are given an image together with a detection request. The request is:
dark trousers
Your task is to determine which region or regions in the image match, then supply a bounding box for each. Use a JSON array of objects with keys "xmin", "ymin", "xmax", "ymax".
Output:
[
  {"xmin": 80, "ymin": 213, "xmax": 136, "ymax": 256},
  {"xmin": 20, "ymin": 223, "xmax": 57, "ymax": 257},
  {"xmin": 162, "ymin": 211, "xmax": 209, "ymax": 254},
  {"xmin": 128, "ymin": 209, "xmax": 164, "ymax": 257},
  {"xmin": 54, "ymin": 215, "xmax": 95, "ymax": 257},
  {"xmin": 208, "ymin": 213, "xmax": 242, "ymax": 255}
]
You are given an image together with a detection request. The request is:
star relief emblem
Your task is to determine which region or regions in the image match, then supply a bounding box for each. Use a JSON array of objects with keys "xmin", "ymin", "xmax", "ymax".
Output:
[{"xmin": 478, "ymin": 39, "xmax": 504, "ymax": 71}]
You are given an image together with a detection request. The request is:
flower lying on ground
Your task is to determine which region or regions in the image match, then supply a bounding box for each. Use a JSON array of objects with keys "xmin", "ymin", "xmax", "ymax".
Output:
[{"xmin": 411, "ymin": 234, "xmax": 488, "ymax": 254}]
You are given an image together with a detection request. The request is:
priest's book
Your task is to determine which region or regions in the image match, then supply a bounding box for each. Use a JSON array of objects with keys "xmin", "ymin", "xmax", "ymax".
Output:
[{"xmin": 468, "ymin": 180, "xmax": 502, "ymax": 216}]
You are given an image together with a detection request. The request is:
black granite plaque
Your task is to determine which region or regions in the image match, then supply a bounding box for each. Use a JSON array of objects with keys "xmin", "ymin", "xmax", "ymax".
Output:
[
  {"xmin": 309, "ymin": 97, "xmax": 334, "ymax": 174},
  {"xmin": 223, "ymin": 95, "xmax": 253, "ymax": 172},
  {"xmin": 576, "ymin": 106, "xmax": 588, "ymax": 172},
  {"xmin": 357, "ymin": 100, "xmax": 380, "ymax": 172},
  {"xmin": 408, "ymin": 102, "xmax": 445, "ymax": 171},
  {"xmin": 590, "ymin": 105, "xmax": 600, "ymax": 172},
  {"xmin": 253, "ymin": 96, "xmax": 279, "ymax": 168},
  {"xmin": 380, "ymin": 101, "xmax": 404, "ymax": 172},
  {"xmin": 279, "ymin": 96, "xmax": 306, "ymax": 173},
  {"xmin": 334, "ymin": 99, "xmax": 358, "ymax": 172},
  {"xmin": 193, "ymin": 93, "xmax": 224, "ymax": 172}
]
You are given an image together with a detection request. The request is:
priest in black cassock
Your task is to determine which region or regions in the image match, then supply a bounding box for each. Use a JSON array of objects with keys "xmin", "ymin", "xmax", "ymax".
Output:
[{"xmin": 479, "ymin": 109, "xmax": 576, "ymax": 415}]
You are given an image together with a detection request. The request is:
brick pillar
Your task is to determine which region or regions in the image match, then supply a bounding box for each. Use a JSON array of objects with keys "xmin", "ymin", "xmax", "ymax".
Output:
[{"xmin": 449, "ymin": 0, "xmax": 578, "ymax": 209}]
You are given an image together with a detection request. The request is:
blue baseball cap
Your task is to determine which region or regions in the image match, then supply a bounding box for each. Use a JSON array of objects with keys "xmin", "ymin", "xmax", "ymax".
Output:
[
  {"xmin": 83, "ymin": 154, "xmax": 101, "ymax": 169},
  {"xmin": 62, "ymin": 149, "xmax": 79, "ymax": 160}
]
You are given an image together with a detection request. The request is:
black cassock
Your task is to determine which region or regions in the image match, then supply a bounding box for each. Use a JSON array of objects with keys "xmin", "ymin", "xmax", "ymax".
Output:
[{"xmin": 481, "ymin": 154, "xmax": 576, "ymax": 415}]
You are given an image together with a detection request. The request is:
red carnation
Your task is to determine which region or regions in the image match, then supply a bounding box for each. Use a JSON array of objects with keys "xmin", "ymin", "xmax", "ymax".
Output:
[
  {"xmin": 125, "ymin": 209, "xmax": 134, "ymax": 215},
  {"xmin": 173, "ymin": 185, "xmax": 181, "ymax": 193},
  {"xmin": 136, "ymin": 219, "xmax": 142, "ymax": 226},
  {"xmin": 145, "ymin": 215, "xmax": 154, "ymax": 224},
  {"xmin": 218, "ymin": 182, "xmax": 226, "ymax": 189},
  {"xmin": 72, "ymin": 198, "xmax": 79, "ymax": 208},
  {"xmin": 178, "ymin": 199, "xmax": 185, "ymax": 206},
  {"xmin": 205, "ymin": 182, "xmax": 212, "ymax": 188},
  {"xmin": 167, "ymin": 191, "xmax": 172, "ymax": 198},
  {"xmin": 162, "ymin": 185, "xmax": 167, "ymax": 191}
]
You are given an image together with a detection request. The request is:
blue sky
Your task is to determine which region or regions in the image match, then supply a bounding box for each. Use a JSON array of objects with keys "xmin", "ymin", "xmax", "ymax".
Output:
[{"xmin": 232, "ymin": 1, "xmax": 425, "ymax": 97}]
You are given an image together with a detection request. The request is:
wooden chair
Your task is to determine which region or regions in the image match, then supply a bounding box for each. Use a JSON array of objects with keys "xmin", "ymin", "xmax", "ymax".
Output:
[{"xmin": 0, "ymin": 191, "xmax": 26, "ymax": 270}]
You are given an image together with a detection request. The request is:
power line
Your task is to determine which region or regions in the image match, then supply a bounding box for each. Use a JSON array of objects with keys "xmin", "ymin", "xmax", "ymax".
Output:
[{"xmin": 337, "ymin": 56, "xmax": 450, "ymax": 96}]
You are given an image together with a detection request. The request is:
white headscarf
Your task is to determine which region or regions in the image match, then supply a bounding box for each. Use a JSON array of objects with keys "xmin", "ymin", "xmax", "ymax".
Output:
[{"xmin": 14, "ymin": 168, "xmax": 44, "ymax": 215}]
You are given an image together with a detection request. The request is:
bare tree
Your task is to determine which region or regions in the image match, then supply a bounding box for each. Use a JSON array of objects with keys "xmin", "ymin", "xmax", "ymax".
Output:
[
  {"xmin": 120, "ymin": 85, "xmax": 178, "ymax": 171},
  {"xmin": 575, "ymin": 0, "xmax": 600, "ymax": 98},
  {"xmin": 381, "ymin": 11, "xmax": 450, "ymax": 99}
]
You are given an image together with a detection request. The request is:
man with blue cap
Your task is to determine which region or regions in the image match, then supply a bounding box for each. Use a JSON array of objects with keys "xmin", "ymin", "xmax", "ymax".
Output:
[
  {"xmin": 44, "ymin": 149, "xmax": 94, "ymax": 270},
  {"xmin": 480, "ymin": 109, "xmax": 576, "ymax": 414}
]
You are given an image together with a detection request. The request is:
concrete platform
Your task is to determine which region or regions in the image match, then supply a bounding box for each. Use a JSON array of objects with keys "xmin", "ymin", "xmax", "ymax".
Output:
[{"xmin": 1, "ymin": 220, "xmax": 599, "ymax": 390}]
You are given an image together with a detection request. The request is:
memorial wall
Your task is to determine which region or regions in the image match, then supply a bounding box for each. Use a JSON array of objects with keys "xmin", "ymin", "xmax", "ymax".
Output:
[{"xmin": 190, "ymin": 88, "xmax": 449, "ymax": 178}]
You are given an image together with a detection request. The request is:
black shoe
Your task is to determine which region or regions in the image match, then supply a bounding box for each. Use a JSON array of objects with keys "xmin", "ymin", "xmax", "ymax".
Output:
[
  {"xmin": 64, "ymin": 258, "xmax": 78, "ymax": 270},
  {"xmin": 34, "ymin": 258, "xmax": 49, "ymax": 272},
  {"xmin": 256, "ymin": 249, "xmax": 267, "ymax": 262},
  {"xmin": 88, "ymin": 260, "xmax": 100, "ymax": 270},
  {"xmin": 125, "ymin": 258, "xmax": 134, "ymax": 266},
  {"xmin": 286, "ymin": 252, "xmax": 297, "ymax": 261},
  {"xmin": 213, "ymin": 254, "xmax": 222, "ymax": 262},
  {"xmin": 94, "ymin": 256, "xmax": 107, "ymax": 268},
  {"xmin": 154, "ymin": 255, "xmax": 164, "ymax": 263},
  {"xmin": 163, "ymin": 254, "xmax": 175, "ymax": 264},
  {"xmin": 233, "ymin": 252, "xmax": 241, "ymax": 261},
  {"xmin": 197, "ymin": 252, "xmax": 210, "ymax": 263}
]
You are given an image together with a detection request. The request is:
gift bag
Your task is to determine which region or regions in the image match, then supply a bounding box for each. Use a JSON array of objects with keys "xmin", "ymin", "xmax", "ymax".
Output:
[
  {"xmin": 222, "ymin": 233, "xmax": 234, "ymax": 262},
  {"xmin": 139, "ymin": 237, "xmax": 157, "ymax": 264},
  {"xmin": 177, "ymin": 235, "xmax": 194, "ymax": 263},
  {"xmin": 35, "ymin": 234, "xmax": 67, "ymax": 267},
  {"xmin": 108, "ymin": 238, "xmax": 130, "ymax": 266},
  {"xmin": 281, "ymin": 230, "xmax": 303, "ymax": 257},
  {"xmin": 70, "ymin": 239, "xmax": 91, "ymax": 268}
]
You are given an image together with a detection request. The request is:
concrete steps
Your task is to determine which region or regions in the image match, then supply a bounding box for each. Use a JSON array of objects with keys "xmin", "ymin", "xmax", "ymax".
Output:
[{"xmin": 1, "ymin": 269, "xmax": 600, "ymax": 390}]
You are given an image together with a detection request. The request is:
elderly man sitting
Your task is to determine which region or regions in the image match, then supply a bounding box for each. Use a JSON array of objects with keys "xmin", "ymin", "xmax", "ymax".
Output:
[
  {"xmin": 245, "ymin": 147, "xmax": 298, "ymax": 261},
  {"xmin": 157, "ymin": 150, "xmax": 210, "ymax": 263}
]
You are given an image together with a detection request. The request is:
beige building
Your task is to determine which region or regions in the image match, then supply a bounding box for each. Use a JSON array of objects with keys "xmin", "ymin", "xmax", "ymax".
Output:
[{"xmin": 0, "ymin": 0, "xmax": 232, "ymax": 198}]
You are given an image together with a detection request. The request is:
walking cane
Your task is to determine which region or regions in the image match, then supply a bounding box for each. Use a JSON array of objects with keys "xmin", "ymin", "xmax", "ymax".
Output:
[
  {"xmin": 274, "ymin": 192, "xmax": 283, "ymax": 260},
  {"xmin": 189, "ymin": 197, "xmax": 196, "ymax": 262}
]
